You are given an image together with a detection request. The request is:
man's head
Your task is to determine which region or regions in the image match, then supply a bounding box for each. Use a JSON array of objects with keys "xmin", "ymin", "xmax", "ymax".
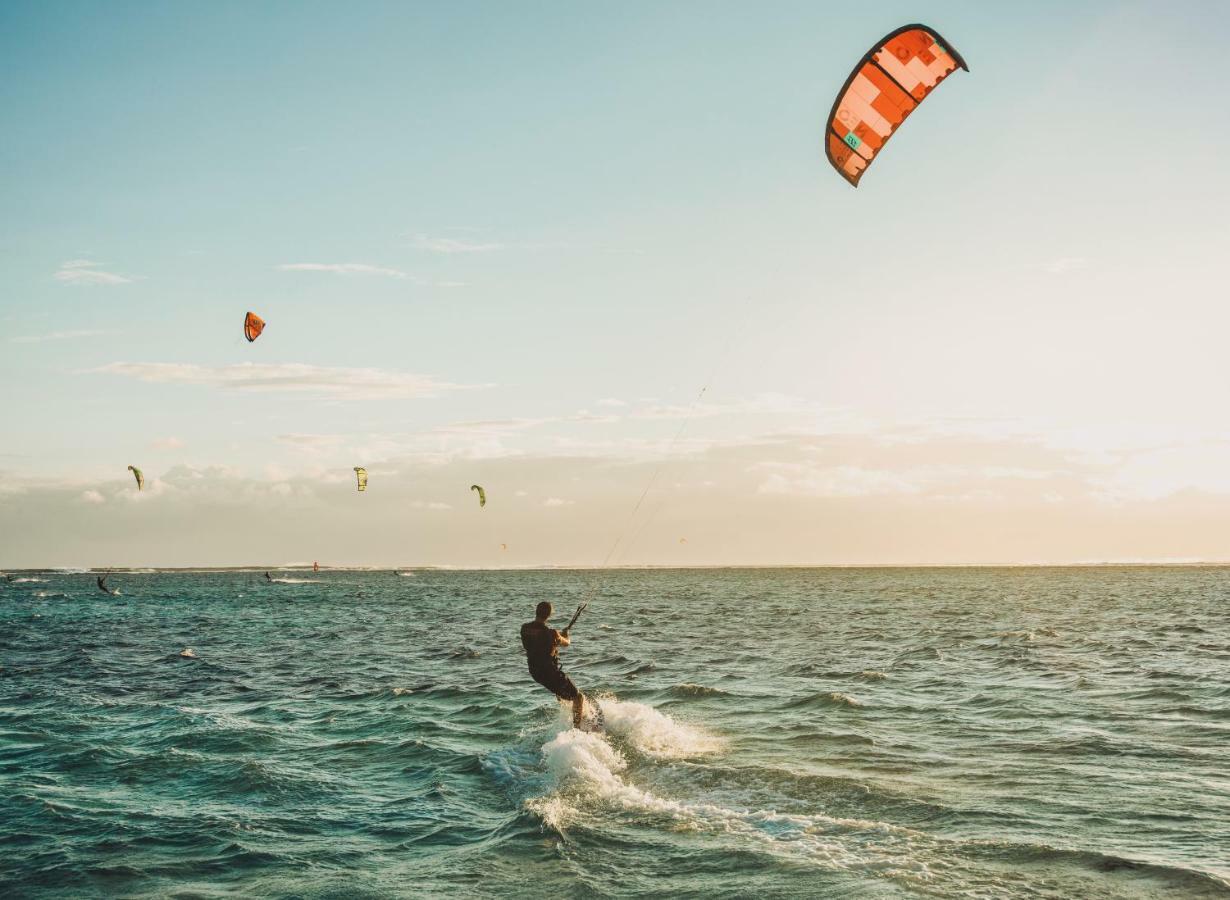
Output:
[{"xmin": 535, "ymin": 601, "xmax": 552, "ymax": 621}]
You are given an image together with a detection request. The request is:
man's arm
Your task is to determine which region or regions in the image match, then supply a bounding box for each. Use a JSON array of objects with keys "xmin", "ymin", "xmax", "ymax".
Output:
[{"xmin": 554, "ymin": 628, "xmax": 571, "ymax": 647}]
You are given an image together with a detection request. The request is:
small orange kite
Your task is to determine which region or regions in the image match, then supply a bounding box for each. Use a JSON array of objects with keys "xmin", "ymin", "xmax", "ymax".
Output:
[{"xmin": 243, "ymin": 311, "xmax": 266, "ymax": 342}]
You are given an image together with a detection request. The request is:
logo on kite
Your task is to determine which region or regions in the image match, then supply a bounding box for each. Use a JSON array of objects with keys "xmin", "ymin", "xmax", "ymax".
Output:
[
  {"xmin": 354, "ymin": 467, "xmax": 368, "ymax": 492},
  {"xmin": 470, "ymin": 484, "xmax": 486, "ymax": 508},
  {"xmin": 244, "ymin": 311, "xmax": 266, "ymax": 342},
  {"xmin": 127, "ymin": 465, "xmax": 144, "ymax": 491},
  {"xmin": 824, "ymin": 23, "xmax": 968, "ymax": 186}
]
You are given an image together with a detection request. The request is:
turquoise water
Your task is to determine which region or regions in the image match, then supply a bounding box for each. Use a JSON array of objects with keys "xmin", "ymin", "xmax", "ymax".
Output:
[{"xmin": 1, "ymin": 567, "xmax": 1228, "ymax": 898}]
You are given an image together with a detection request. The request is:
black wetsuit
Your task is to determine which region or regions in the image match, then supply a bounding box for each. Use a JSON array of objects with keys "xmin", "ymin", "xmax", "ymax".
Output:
[{"xmin": 520, "ymin": 620, "xmax": 579, "ymax": 701}]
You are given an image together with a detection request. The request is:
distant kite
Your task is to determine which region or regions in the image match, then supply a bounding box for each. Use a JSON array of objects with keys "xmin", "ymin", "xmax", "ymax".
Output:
[
  {"xmin": 500, "ymin": 543, "xmax": 508, "ymax": 551},
  {"xmin": 470, "ymin": 484, "xmax": 486, "ymax": 508},
  {"xmin": 825, "ymin": 24, "xmax": 968, "ymax": 186},
  {"xmin": 127, "ymin": 465, "xmax": 144, "ymax": 491},
  {"xmin": 679, "ymin": 537, "xmax": 687, "ymax": 545},
  {"xmin": 244, "ymin": 311, "xmax": 266, "ymax": 342},
  {"xmin": 354, "ymin": 467, "xmax": 368, "ymax": 492}
]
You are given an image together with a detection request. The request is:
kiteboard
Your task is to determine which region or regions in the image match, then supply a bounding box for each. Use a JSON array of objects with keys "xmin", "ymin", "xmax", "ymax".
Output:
[{"xmin": 577, "ymin": 699, "xmax": 605, "ymax": 734}]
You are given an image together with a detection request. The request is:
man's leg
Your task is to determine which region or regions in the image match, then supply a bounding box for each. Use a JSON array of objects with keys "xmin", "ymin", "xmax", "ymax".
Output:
[{"xmin": 572, "ymin": 692, "xmax": 584, "ymax": 728}]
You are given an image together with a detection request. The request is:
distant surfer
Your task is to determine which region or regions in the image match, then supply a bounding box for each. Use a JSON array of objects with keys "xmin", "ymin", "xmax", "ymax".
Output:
[
  {"xmin": 96, "ymin": 574, "xmax": 117, "ymax": 596},
  {"xmin": 521, "ymin": 601, "xmax": 586, "ymax": 728},
  {"xmin": 264, "ymin": 572, "xmax": 273, "ymax": 582}
]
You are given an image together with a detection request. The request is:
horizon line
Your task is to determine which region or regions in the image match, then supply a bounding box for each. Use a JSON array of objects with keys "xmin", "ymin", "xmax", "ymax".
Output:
[{"xmin": 7, "ymin": 561, "xmax": 1230, "ymax": 573}]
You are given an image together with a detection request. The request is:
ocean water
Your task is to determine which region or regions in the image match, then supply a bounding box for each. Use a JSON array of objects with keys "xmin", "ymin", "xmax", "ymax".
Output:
[{"xmin": 1, "ymin": 567, "xmax": 1228, "ymax": 898}]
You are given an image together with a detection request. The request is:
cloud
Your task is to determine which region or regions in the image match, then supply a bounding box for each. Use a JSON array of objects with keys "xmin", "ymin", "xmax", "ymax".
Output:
[
  {"xmin": 54, "ymin": 260, "xmax": 134, "ymax": 285},
  {"xmin": 408, "ymin": 234, "xmax": 503, "ymax": 254},
  {"xmin": 151, "ymin": 436, "xmax": 185, "ymax": 450},
  {"xmin": 10, "ymin": 328, "xmax": 114, "ymax": 344},
  {"xmin": 1041, "ymin": 256, "xmax": 1088, "ymax": 275},
  {"xmin": 571, "ymin": 411, "xmax": 620, "ymax": 424},
  {"xmin": 12, "ymin": 428, "xmax": 1230, "ymax": 566},
  {"xmin": 277, "ymin": 433, "xmax": 345, "ymax": 447},
  {"xmin": 80, "ymin": 490, "xmax": 105, "ymax": 504},
  {"xmin": 94, "ymin": 362, "xmax": 482, "ymax": 399},
  {"xmin": 432, "ymin": 417, "xmax": 555, "ymax": 436},
  {"xmin": 276, "ymin": 263, "xmax": 408, "ymax": 279},
  {"xmin": 596, "ymin": 398, "xmax": 628, "ymax": 408}
]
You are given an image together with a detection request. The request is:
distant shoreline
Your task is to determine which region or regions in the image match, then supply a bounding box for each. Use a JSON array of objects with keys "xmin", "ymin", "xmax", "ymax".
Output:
[{"xmin": 5, "ymin": 562, "xmax": 1230, "ymax": 573}]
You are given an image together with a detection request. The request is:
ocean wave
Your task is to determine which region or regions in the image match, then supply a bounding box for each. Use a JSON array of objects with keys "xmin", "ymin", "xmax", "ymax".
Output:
[
  {"xmin": 595, "ymin": 697, "xmax": 722, "ymax": 758},
  {"xmin": 963, "ymin": 840, "xmax": 1230, "ymax": 896},
  {"xmin": 892, "ymin": 646, "xmax": 945, "ymax": 665},
  {"xmin": 784, "ymin": 691, "xmax": 865, "ymax": 710},
  {"xmin": 526, "ymin": 723, "xmax": 938, "ymax": 883},
  {"xmin": 668, "ymin": 683, "xmax": 729, "ymax": 698}
]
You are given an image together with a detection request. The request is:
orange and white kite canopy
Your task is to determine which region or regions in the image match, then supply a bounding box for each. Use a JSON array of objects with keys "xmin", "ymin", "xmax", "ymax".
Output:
[
  {"xmin": 243, "ymin": 311, "xmax": 266, "ymax": 342},
  {"xmin": 825, "ymin": 24, "xmax": 968, "ymax": 187}
]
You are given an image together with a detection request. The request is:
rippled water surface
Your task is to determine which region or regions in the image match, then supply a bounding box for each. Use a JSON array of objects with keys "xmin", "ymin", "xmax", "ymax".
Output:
[{"xmin": 2, "ymin": 567, "xmax": 1228, "ymax": 898}]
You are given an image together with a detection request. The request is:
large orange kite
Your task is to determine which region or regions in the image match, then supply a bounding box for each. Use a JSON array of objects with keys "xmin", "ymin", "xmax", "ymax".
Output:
[{"xmin": 825, "ymin": 24, "xmax": 968, "ymax": 187}]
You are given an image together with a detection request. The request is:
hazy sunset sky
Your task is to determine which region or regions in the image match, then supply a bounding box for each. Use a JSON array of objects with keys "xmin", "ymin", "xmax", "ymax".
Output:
[{"xmin": 3, "ymin": 1, "xmax": 1229, "ymax": 567}]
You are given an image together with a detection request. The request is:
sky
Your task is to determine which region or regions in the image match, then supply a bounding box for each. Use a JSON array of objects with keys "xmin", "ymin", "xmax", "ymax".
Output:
[{"xmin": 3, "ymin": 0, "xmax": 1230, "ymax": 567}]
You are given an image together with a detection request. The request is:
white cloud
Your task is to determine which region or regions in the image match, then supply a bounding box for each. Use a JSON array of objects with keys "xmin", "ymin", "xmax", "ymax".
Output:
[
  {"xmin": 277, "ymin": 433, "xmax": 345, "ymax": 448},
  {"xmin": 10, "ymin": 329, "xmax": 113, "ymax": 344},
  {"xmin": 11, "ymin": 428, "xmax": 1230, "ymax": 566},
  {"xmin": 570, "ymin": 411, "xmax": 620, "ymax": 424},
  {"xmin": 80, "ymin": 490, "xmax": 105, "ymax": 504},
  {"xmin": 408, "ymin": 234, "xmax": 502, "ymax": 254},
  {"xmin": 54, "ymin": 260, "xmax": 134, "ymax": 285},
  {"xmin": 433, "ymin": 417, "xmax": 554, "ymax": 436},
  {"xmin": 152, "ymin": 436, "xmax": 185, "ymax": 450},
  {"xmin": 93, "ymin": 362, "xmax": 482, "ymax": 400},
  {"xmin": 276, "ymin": 263, "xmax": 408, "ymax": 279},
  {"xmin": 596, "ymin": 398, "xmax": 628, "ymax": 408}
]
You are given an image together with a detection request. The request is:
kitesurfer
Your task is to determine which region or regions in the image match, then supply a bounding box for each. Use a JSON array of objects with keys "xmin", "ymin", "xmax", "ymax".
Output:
[
  {"xmin": 96, "ymin": 575, "xmax": 117, "ymax": 596},
  {"xmin": 264, "ymin": 572, "xmax": 273, "ymax": 582},
  {"xmin": 520, "ymin": 601, "xmax": 585, "ymax": 728}
]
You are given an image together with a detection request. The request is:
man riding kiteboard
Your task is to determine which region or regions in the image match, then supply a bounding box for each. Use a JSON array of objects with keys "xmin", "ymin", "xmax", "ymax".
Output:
[{"xmin": 520, "ymin": 601, "xmax": 589, "ymax": 728}]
